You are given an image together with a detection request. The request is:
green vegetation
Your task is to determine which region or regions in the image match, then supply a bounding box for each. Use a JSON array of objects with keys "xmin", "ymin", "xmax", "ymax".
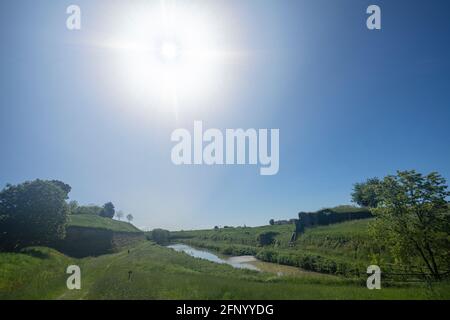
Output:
[
  {"xmin": 71, "ymin": 204, "xmax": 103, "ymax": 216},
  {"xmin": 257, "ymin": 231, "xmax": 279, "ymax": 246},
  {"xmin": 0, "ymin": 180, "xmax": 71, "ymax": 251},
  {"xmin": 147, "ymin": 229, "xmax": 171, "ymax": 245},
  {"xmin": 99, "ymin": 202, "xmax": 115, "ymax": 219},
  {"xmin": 171, "ymin": 220, "xmax": 376, "ymax": 276},
  {"xmin": 0, "ymin": 247, "xmax": 75, "ymax": 299},
  {"xmin": 1, "ymin": 171, "xmax": 449, "ymax": 300},
  {"xmin": 68, "ymin": 214, "xmax": 141, "ymax": 233},
  {"xmin": 351, "ymin": 178, "xmax": 382, "ymax": 208},
  {"xmin": 2, "ymin": 243, "xmax": 449, "ymax": 300},
  {"xmin": 370, "ymin": 170, "xmax": 450, "ymax": 280}
]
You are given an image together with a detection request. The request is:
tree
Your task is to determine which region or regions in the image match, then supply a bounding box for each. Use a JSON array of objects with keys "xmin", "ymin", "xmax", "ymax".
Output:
[
  {"xmin": 99, "ymin": 202, "xmax": 115, "ymax": 219},
  {"xmin": 352, "ymin": 177, "xmax": 382, "ymax": 208},
  {"xmin": 269, "ymin": 219, "xmax": 275, "ymax": 226},
  {"xmin": 0, "ymin": 179, "xmax": 71, "ymax": 251},
  {"xmin": 126, "ymin": 214, "xmax": 134, "ymax": 223},
  {"xmin": 370, "ymin": 170, "xmax": 450, "ymax": 280},
  {"xmin": 68, "ymin": 200, "xmax": 79, "ymax": 214},
  {"xmin": 115, "ymin": 210, "xmax": 124, "ymax": 221},
  {"xmin": 50, "ymin": 180, "xmax": 72, "ymax": 197}
]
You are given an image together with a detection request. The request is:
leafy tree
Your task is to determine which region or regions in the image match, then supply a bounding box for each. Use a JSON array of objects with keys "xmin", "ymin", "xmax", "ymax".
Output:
[
  {"xmin": 99, "ymin": 202, "xmax": 115, "ymax": 219},
  {"xmin": 50, "ymin": 180, "xmax": 72, "ymax": 197},
  {"xmin": 0, "ymin": 179, "xmax": 70, "ymax": 251},
  {"xmin": 370, "ymin": 170, "xmax": 450, "ymax": 280},
  {"xmin": 352, "ymin": 178, "xmax": 382, "ymax": 208},
  {"xmin": 269, "ymin": 219, "xmax": 275, "ymax": 226},
  {"xmin": 115, "ymin": 210, "xmax": 124, "ymax": 221},
  {"xmin": 151, "ymin": 229, "xmax": 170, "ymax": 245},
  {"xmin": 126, "ymin": 214, "xmax": 134, "ymax": 223},
  {"xmin": 68, "ymin": 200, "xmax": 79, "ymax": 214}
]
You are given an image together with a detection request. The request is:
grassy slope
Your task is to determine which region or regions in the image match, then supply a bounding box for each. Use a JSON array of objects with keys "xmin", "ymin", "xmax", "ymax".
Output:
[
  {"xmin": 68, "ymin": 214, "xmax": 141, "ymax": 233},
  {"xmin": 1, "ymin": 243, "xmax": 448, "ymax": 300},
  {"xmin": 295, "ymin": 219, "xmax": 377, "ymax": 263},
  {"xmin": 171, "ymin": 219, "xmax": 391, "ymax": 274}
]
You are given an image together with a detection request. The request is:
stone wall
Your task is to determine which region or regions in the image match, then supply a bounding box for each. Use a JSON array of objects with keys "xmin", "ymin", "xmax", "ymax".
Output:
[{"xmin": 52, "ymin": 226, "xmax": 145, "ymax": 258}]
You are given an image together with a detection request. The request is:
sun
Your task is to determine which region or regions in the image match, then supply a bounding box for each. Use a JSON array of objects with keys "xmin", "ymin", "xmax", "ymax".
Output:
[
  {"xmin": 104, "ymin": 1, "xmax": 230, "ymax": 117},
  {"xmin": 160, "ymin": 41, "xmax": 180, "ymax": 61}
]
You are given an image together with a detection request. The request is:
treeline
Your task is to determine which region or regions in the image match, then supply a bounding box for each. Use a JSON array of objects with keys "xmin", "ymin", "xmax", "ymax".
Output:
[{"xmin": 68, "ymin": 201, "xmax": 134, "ymax": 223}]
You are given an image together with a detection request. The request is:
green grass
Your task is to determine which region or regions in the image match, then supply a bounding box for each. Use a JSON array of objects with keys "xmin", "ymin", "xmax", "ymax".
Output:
[
  {"xmin": 0, "ymin": 247, "xmax": 76, "ymax": 299},
  {"xmin": 1, "ymin": 243, "xmax": 448, "ymax": 300},
  {"xmin": 68, "ymin": 214, "xmax": 141, "ymax": 233}
]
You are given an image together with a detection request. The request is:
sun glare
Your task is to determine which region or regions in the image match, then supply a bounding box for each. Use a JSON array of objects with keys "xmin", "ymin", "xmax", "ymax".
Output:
[
  {"xmin": 160, "ymin": 41, "xmax": 179, "ymax": 61},
  {"xmin": 104, "ymin": 1, "xmax": 231, "ymax": 117}
]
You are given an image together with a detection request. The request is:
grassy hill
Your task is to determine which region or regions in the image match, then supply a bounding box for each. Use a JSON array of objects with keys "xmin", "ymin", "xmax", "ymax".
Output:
[
  {"xmin": 68, "ymin": 214, "xmax": 141, "ymax": 233},
  {"xmin": 2, "ymin": 242, "xmax": 448, "ymax": 300}
]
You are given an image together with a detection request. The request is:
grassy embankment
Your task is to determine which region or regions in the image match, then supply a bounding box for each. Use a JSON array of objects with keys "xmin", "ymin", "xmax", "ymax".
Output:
[{"xmin": 68, "ymin": 214, "xmax": 142, "ymax": 233}]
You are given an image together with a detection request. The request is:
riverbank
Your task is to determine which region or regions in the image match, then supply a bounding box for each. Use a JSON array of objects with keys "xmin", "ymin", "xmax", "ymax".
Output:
[{"xmin": 167, "ymin": 243, "xmax": 334, "ymax": 278}]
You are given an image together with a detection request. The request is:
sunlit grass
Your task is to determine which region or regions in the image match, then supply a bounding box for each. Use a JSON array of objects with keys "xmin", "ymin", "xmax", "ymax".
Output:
[{"xmin": 1, "ymin": 242, "xmax": 448, "ymax": 300}]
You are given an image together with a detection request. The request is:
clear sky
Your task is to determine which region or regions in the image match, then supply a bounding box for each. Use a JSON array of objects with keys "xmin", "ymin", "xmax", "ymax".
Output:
[{"xmin": 1, "ymin": 0, "xmax": 450, "ymax": 230}]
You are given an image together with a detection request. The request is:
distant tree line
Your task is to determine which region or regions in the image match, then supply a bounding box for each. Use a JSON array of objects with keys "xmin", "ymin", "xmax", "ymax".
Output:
[{"xmin": 68, "ymin": 200, "xmax": 134, "ymax": 222}]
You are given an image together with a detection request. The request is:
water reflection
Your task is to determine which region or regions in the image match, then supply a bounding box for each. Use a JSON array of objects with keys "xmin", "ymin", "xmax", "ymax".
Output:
[{"xmin": 168, "ymin": 244, "xmax": 260, "ymax": 271}]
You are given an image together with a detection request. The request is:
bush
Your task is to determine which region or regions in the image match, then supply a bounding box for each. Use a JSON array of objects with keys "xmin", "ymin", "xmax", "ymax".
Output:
[{"xmin": 256, "ymin": 231, "xmax": 279, "ymax": 246}]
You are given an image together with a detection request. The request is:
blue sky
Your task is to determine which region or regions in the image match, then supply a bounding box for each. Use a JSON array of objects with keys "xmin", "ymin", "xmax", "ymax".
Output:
[{"xmin": 1, "ymin": 0, "xmax": 450, "ymax": 230}]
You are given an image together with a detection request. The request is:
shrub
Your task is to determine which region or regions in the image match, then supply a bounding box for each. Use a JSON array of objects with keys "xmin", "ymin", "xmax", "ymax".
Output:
[{"xmin": 256, "ymin": 231, "xmax": 279, "ymax": 246}]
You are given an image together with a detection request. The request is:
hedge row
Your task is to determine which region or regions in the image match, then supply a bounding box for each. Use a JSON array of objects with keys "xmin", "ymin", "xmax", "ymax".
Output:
[{"xmin": 180, "ymin": 239, "xmax": 258, "ymax": 256}]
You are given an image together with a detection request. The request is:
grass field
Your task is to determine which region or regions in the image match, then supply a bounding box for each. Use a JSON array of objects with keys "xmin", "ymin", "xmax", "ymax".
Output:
[
  {"xmin": 1, "ymin": 242, "xmax": 449, "ymax": 300},
  {"xmin": 68, "ymin": 214, "xmax": 142, "ymax": 233}
]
